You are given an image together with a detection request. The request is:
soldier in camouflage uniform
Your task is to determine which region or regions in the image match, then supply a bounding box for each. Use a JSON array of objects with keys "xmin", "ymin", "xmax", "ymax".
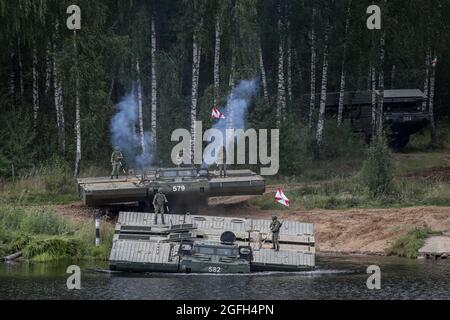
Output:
[
  {"xmin": 152, "ymin": 188, "xmax": 168, "ymax": 224},
  {"xmin": 110, "ymin": 146, "xmax": 123, "ymax": 179},
  {"xmin": 217, "ymin": 146, "xmax": 227, "ymax": 178},
  {"xmin": 270, "ymin": 216, "xmax": 282, "ymax": 251}
]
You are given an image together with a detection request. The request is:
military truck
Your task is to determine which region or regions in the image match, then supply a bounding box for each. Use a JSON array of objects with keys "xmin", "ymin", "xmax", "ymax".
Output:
[
  {"xmin": 178, "ymin": 232, "xmax": 253, "ymax": 274},
  {"xmin": 77, "ymin": 167, "xmax": 265, "ymax": 212},
  {"xmin": 304, "ymin": 89, "xmax": 431, "ymax": 150}
]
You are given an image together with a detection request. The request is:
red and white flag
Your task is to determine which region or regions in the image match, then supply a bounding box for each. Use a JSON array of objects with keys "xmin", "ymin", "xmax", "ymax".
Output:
[
  {"xmin": 432, "ymin": 57, "xmax": 438, "ymax": 67},
  {"xmin": 275, "ymin": 188, "xmax": 290, "ymax": 207},
  {"xmin": 211, "ymin": 106, "xmax": 225, "ymax": 119}
]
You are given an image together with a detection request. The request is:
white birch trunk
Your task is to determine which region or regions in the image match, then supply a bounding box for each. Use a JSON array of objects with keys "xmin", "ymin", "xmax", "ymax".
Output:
[
  {"xmin": 371, "ymin": 65, "xmax": 377, "ymax": 138},
  {"xmin": 151, "ymin": 16, "xmax": 158, "ymax": 151},
  {"xmin": 422, "ymin": 49, "xmax": 431, "ymax": 111},
  {"xmin": 74, "ymin": 31, "xmax": 81, "ymax": 177},
  {"xmin": 136, "ymin": 60, "xmax": 146, "ymax": 154},
  {"xmin": 32, "ymin": 43, "xmax": 40, "ymax": 129},
  {"xmin": 287, "ymin": 37, "xmax": 293, "ymax": 103},
  {"xmin": 258, "ymin": 42, "xmax": 269, "ymax": 105},
  {"xmin": 10, "ymin": 51, "xmax": 16, "ymax": 113},
  {"xmin": 276, "ymin": 3, "xmax": 286, "ymax": 126},
  {"xmin": 337, "ymin": 3, "xmax": 351, "ymax": 126},
  {"xmin": 316, "ymin": 29, "xmax": 329, "ymax": 148},
  {"xmin": 429, "ymin": 54, "xmax": 437, "ymax": 140},
  {"xmin": 45, "ymin": 41, "xmax": 52, "ymax": 96},
  {"xmin": 213, "ymin": 14, "xmax": 221, "ymax": 108},
  {"xmin": 53, "ymin": 22, "xmax": 66, "ymax": 156},
  {"xmin": 226, "ymin": 45, "xmax": 236, "ymax": 131},
  {"xmin": 190, "ymin": 33, "xmax": 201, "ymax": 160},
  {"xmin": 377, "ymin": 33, "xmax": 386, "ymax": 136},
  {"xmin": 308, "ymin": 20, "xmax": 317, "ymax": 129}
]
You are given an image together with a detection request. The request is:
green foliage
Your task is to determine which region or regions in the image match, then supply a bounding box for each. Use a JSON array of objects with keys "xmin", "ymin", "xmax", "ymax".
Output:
[
  {"xmin": 22, "ymin": 237, "xmax": 85, "ymax": 260},
  {"xmin": 387, "ymin": 227, "xmax": 438, "ymax": 259},
  {"xmin": 359, "ymin": 136, "xmax": 394, "ymax": 198},
  {"xmin": 20, "ymin": 209, "xmax": 72, "ymax": 236},
  {"xmin": 0, "ymin": 205, "xmax": 114, "ymax": 261}
]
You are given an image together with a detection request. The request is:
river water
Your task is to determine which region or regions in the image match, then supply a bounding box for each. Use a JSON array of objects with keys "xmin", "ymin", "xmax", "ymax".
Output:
[{"xmin": 0, "ymin": 255, "xmax": 449, "ymax": 300}]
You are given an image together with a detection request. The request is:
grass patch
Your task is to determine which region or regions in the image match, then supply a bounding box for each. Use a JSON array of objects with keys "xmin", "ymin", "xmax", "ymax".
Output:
[
  {"xmin": 251, "ymin": 176, "xmax": 450, "ymax": 211},
  {"xmin": 387, "ymin": 227, "xmax": 442, "ymax": 259},
  {"xmin": 0, "ymin": 206, "xmax": 114, "ymax": 262}
]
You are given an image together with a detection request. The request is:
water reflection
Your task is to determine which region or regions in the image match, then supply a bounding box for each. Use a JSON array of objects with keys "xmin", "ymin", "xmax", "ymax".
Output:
[{"xmin": 0, "ymin": 256, "xmax": 449, "ymax": 300}]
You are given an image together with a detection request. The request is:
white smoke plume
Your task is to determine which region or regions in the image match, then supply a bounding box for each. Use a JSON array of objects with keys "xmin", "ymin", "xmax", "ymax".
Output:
[
  {"xmin": 204, "ymin": 77, "xmax": 259, "ymax": 165},
  {"xmin": 110, "ymin": 88, "xmax": 154, "ymax": 169}
]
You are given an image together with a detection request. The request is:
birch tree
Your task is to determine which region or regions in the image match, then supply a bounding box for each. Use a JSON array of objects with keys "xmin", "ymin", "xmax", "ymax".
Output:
[
  {"xmin": 287, "ymin": 36, "xmax": 293, "ymax": 104},
  {"xmin": 32, "ymin": 42, "xmax": 39, "ymax": 130},
  {"xmin": 371, "ymin": 65, "xmax": 377, "ymax": 139},
  {"xmin": 276, "ymin": 1, "xmax": 286, "ymax": 126},
  {"xmin": 309, "ymin": 10, "xmax": 317, "ymax": 129},
  {"xmin": 337, "ymin": 1, "xmax": 351, "ymax": 126},
  {"xmin": 213, "ymin": 13, "xmax": 221, "ymax": 108},
  {"xmin": 190, "ymin": 31, "xmax": 202, "ymax": 160},
  {"xmin": 258, "ymin": 41, "xmax": 269, "ymax": 105},
  {"xmin": 53, "ymin": 22, "xmax": 66, "ymax": 156},
  {"xmin": 377, "ymin": 32, "xmax": 386, "ymax": 136},
  {"xmin": 151, "ymin": 16, "xmax": 158, "ymax": 151},
  {"xmin": 429, "ymin": 55, "xmax": 437, "ymax": 143},
  {"xmin": 74, "ymin": 31, "xmax": 81, "ymax": 177},
  {"xmin": 10, "ymin": 50, "xmax": 16, "ymax": 114},
  {"xmin": 315, "ymin": 27, "xmax": 329, "ymax": 156},
  {"xmin": 422, "ymin": 49, "xmax": 431, "ymax": 111},
  {"xmin": 45, "ymin": 41, "xmax": 52, "ymax": 96},
  {"xmin": 136, "ymin": 60, "xmax": 145, "ymax": 154}
]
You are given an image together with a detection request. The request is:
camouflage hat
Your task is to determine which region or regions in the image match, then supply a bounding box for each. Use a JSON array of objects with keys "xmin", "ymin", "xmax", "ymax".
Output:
[{"xmin": 272, "ymin": 215, "xmax": 277, "ymax": 220}]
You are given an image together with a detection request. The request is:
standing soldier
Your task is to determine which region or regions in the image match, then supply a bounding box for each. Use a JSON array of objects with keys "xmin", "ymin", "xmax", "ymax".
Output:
[
  {"xmin": 175, "ymin": 149, "xmax": 184, "ymax": 168},
  {"xmin": 270, "ymin": 216, "xmax": 282, "ymax": 251},
  {"xmin": 153, "ymin": 188, "xmax": 168, "ymax": 224},
  {"xmin": 110, "ymin": 146, "xmax": 123, "ymax": 179},
  {"xmin": 217, "ymin": 145, "xmax": 227, "ymax": 178}
]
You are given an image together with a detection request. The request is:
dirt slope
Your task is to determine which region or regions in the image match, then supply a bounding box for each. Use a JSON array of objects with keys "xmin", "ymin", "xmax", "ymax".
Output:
[{"xmin": 202, "ymin": 198, "xmax": 450, "ymax": 255}]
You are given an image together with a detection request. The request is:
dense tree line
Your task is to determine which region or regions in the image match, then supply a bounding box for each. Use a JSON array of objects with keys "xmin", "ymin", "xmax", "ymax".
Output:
[{"xmin": 1, "ymin": 0, "xmax": 449, "ymax": 177}]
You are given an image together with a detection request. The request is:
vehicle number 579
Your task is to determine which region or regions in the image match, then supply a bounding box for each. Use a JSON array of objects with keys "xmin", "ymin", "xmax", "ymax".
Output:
[
  {"xmin": 172, "ymin": 185, "xmax": 186, "ymax": 192},
  {"xmin": 208, "ymin": 267, "xmax": 221, "ymax": 273}
]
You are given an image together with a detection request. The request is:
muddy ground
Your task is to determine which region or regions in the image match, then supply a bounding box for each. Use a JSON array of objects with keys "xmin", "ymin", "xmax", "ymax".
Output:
[{"xmin": 54, "ymin": 193, "xmax": 450, "ymax": 256}]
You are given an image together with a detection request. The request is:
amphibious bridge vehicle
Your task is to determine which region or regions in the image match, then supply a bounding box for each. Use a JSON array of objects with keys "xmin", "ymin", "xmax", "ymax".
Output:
[
  {"xmin": 77, "ymin": 167, "xmax": 265, "ymax": 212},
  {"xmin": 109, "ymin": 212, "xmax": 315, "ymax": 273}
]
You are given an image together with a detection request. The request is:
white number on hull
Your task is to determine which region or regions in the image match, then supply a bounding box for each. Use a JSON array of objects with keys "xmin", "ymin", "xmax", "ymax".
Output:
[{"xmin": 172, "ymin": 185, "xmax": 186, "ymax": 192}]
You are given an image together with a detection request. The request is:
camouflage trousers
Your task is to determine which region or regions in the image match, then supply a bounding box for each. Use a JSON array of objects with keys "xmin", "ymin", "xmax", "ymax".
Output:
[
  {"xmin": 111, "ymin": 161, "xmax": 121, "ymax": 177},
  {"xmin": 272, "ymin": 232, "xmax": 280, "ymax": 251},
  {"xmin": 154, "ymin": 205, "xmax": 165, "ymax": 224}
]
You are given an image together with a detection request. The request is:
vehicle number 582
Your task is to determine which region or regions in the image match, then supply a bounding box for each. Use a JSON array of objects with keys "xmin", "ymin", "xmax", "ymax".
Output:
[{"xmin": 208, "ymin": 267, "xmax": 221, "ymax": 273}]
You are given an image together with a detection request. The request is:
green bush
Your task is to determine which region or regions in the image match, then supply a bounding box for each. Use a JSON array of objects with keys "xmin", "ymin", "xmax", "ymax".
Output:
[
  {"xmin": 387, "ymin": 228, "xmax": 437, "ymax": 259},
  {"xmin": 359, "ymin": 136, "xmax": 394, "ymax": 197},
  {"xmin": 22, "ymin": 237, "xmax": 85, "ymax": 260},
  {"xmin": 20, "ymin": 209, "xmax": 72, "ymax": 235}
]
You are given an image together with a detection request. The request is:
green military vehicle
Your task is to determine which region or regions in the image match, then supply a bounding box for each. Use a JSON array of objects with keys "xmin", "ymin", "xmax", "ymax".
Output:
[
  {"xmin": 178, "ymin": 232, "xmax": 253, "ymax": 274},
  {"xmin": 77, "ymin": 167, "xmax": 265, "ymax": 212},
  {"xmin": 304, "ymin": 89, "xmax": 431, "ymax": 150}
]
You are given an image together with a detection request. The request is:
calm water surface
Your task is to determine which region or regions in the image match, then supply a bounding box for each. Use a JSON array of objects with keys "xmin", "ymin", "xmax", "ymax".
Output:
[{"xmin": 0, "ymin": 255, "xmax": 449, "ymax": 300}]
